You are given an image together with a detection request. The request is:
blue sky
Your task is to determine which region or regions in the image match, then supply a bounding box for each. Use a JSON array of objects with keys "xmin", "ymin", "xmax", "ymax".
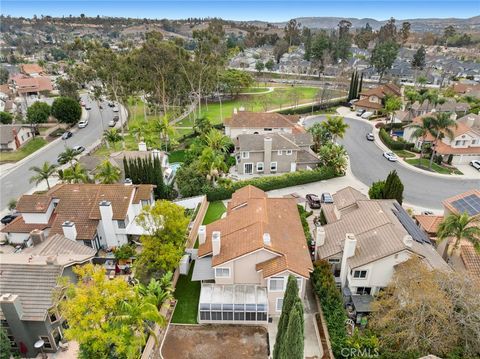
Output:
[{"xmin": 2, "ymin": 1, "xmax": 479, "ymax": 21}]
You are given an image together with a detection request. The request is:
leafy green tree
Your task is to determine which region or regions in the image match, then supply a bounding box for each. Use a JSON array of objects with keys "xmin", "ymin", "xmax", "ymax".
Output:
[
  {"xmin": 284, "ymin": 301, "xmax": 304, "ymax": 359},
  {"xmin": 318, "ymin": 143, "xmax": 348, "ymax": 175},
  {"xmin": 7, "ymin": 199, "xmax": 17, "ymax": 211},
  {"xmin": 273, "ymin": 39, "xmax": 289, "ymax": 63},
  {"xmin": 95, "ymin": 160, "xmax": 121, "ymax": 184},
  {"xmin": 219, "ymin": 69, "xmax": 254, "ymax": 96},
  {"xmin": 103, "ymin": 128, "xmax": 122, "ymax": 150},
  {"xmin": 134, "ymin": 200, "xmax": 190, "ymax": 283},
  {"xmin": 412, "ymin": 46, "xmax": 426, "ymax": 71},
  {"xmin": 29, "ymin": 161, "xmax": 57, "ymax": 190},
  {"xmin": 369, "ymin": 180, "xmax": 385, "ymax": 199},
  {"xmin": 175, "ymin": 162, "xmax": 209, "ymax": 197},
  {"xmin": 57, "ymin": 147, "xmax": 79, "ymax": 167},
  {"xmin": 0, "ymin": 111, "xmax": 13, "ymax": 124},
  {"xmin": 426, "ymin": 112, "xmax": 456, "ymax": 169},
  {"xmin": 59, "ymin": 163, "xmax": 89, "ymax": 184},
  {"xmin": 400, "ymin": 22, "xmax": 411, "ymax": 44},
  {"xmin": 27, "ymin": 101, "xmax": 51, "ymax": 125},
  {"xmin": 57, "ymin": 78, "xmax": 79, "ymax": 100},
  {"xmin": 311, "ymin": 31, "xmax": 332, "ymax": 72},
  {"xmin": 284, "ymin": 19, "xmax": 301, "ymax": 46},
  {"xmin": 51, "ymin": 96, "xmax": 82, "ymax": 124},
  {"xmin": 0, "ymin": 327, "xmax": 12, "ymax": 359},
  {"xmin": 255, "ymin": 60, "xmax": 265, "ymax": 75},
  {"xmin": 437, "ymin": 212, "xmax": 480, "ymax": 259},
  {"xmin": 320, "ymin": 115, "xmax": 349, "ymax": 142},
  {"xmin": 383, "ymin": 170, "xmax": 404, "ymax": 204},
  {"xmin": 0, "ymin": 66, "xmax": 9, "ymax": 84},
  {"xmin": 370, "ymin": 41, "xmax": 399, "ymax": 82},
  {"xmin": 265, "ymin": 59, "xmax": 275, "ymax": 71}
]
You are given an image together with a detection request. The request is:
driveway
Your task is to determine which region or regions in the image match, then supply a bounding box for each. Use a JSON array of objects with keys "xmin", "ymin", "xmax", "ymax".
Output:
[
  {"xmin": 303, "ymin": 115, "xmax": 480, "ymax": 210},
  {"xmin": 161, "ymin": 324, "xmax": 268, "ymax": 359},
  {"xmin": 0, "ymin": 94, "xmax": 119, "ymax": 210}
]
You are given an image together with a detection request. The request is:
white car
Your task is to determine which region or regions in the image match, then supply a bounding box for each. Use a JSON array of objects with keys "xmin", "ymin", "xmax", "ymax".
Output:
[
  {"xmin": 470, "ymin": 160, "xmax": 480, "ymax": 171},
  {"xmin": 78, "ymin": 119, "xmax": 88, "ymax": 128},
  {"xmin": 383, "ymin": 152, "xmax": 398, "ymax": 162},
  {"xmin": 112, "ymin": 106, "xmax": 119, "ymax": 112},
  {"xmin": 361, "ymin": 111, "xmax": 374, "ymax": 119}
]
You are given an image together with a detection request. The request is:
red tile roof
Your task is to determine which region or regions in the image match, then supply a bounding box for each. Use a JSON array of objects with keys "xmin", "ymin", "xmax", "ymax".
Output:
[{"xmin": 21, "ymin": 64, "xmax": 44, "ymax": 75}]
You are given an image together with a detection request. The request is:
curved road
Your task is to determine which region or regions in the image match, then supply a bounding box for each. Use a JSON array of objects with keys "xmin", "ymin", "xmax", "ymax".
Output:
[
  {"xmin": 305, "ymin": 116, "xmax": 480, "ymax": 209},
  {"xmin": 0, "ymin": 94, "xmax": 117, "ymax": 209}
]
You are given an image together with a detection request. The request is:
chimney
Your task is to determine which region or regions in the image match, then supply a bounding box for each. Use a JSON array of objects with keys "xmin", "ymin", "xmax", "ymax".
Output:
[
  {"xmin": 99, "ymin": 200, "xmax": 113, "ymax": 220},
  {"xmin": 263, "ymin": 233, "xmax": 271, "ymax": 246},
  {"xmin": 124, "ymin": 178, "xmax": 133, "ymax": 186},
  {"xmin": 212, "ymin": 231, "xmax": 221, "ymax": 256},
  {"xmin": 62, "ymin": 221, "xmax": 77, "ymax": 241},
  {"xmin": 403, "ymin": 235, "xmax": 413, "ymax": 248},
  {"xmin": 30, "ymin": 229, "xmax": 45, "ymax": 246},
  {"xmin": 340, "ymin": 233, "xmax": 357, "ymax": 288},
  {"xmin": 45, "ymin": 256, "xmax": 57, "ymax": 265},
  {"xmin": 138, "ymin": 141, "xmax": 147, "ymax": 152},
  {"xmin": 0, "ymin": 294, "xmax": 24, "ymax": 325},
  {"xmin": 198, "ymin": 225, "xmax": 206, "ymax": 245},
  {"xmin": 263, "ymin": 137, "xmax": 272, "ymax": 174}
]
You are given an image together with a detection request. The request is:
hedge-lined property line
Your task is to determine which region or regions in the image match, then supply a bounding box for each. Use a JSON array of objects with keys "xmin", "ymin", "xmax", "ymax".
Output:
[{"xmin": 379, "ymin": 128, "xmax": 414, "ymax": 151}]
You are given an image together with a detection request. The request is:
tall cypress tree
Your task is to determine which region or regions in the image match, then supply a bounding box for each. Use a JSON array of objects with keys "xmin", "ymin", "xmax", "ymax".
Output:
[
  {"xmin": 348, "ymin": 71, "xmax": 355, "ymax": 101},
  {"xmin": 123, "ymin": 157, "xmax": 130, "ymax": 179},
  {"xmin": 358, "ymin": 72, "xmax": 364, "ymax": 96},
  {"xmin": 284, "ymin": 301, "xmax": 304, "ymax": 359},
  {"xmin": 383, "ymin": 170, "xmax": 404, "ymax": 204}
]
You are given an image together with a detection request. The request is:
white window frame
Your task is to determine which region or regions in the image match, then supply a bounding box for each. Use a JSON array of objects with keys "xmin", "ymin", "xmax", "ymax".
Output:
[
  {"xmin": 243, "ymin": 162, "xmax": 254, "ymax": 174},
  {"xmin": 270, "ymin": 161, "xmax": 278, "ymax": 172},
  {"xmin": 296, "ymin": 278, "xmax": 303, "ymax": 294},
  {"xmin": 277, "ymin": 150, "xmax": 283, "ymax": 155},
  {"xmin": 286, "ymin": 149, "xmax": 293, "ymax": 155},
  {"xmin": 269, "ymin": 277, "xmax": 285, "ymax": 292},
  {"xmin": 256, "ymin": 162, "xmax": 264, "ymax": 172},
  {"xmin": 276, "ymin": 297, "xmax": 284, "ymax": 312},
  {"xmin": 328, "ymin": 258, "xmax": 340, "ymax": 264},
  {"xmin": 353, "ymin": 270, "xmax": 368, "ymax": 279},
  {"xmin": 215, "ymin": 267, "xmax": 230, "ymax": 278},
  {"xmin": 241, "ymin": 151, "xmax": 249, "ymax": 159}
]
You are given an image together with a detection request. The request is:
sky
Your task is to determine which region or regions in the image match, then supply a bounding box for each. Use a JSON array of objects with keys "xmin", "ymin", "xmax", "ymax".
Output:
[{"xmin": 2, "ymin": 1, "xmax": 479, "ymax": 22}]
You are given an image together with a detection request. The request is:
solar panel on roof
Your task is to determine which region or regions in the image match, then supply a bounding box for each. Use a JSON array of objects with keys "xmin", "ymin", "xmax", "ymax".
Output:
[
  {"xmin": 392, "ymin": 203, "xmax": 431, "ymax": 245},
  {"xmin": 451, "ymin": 194, "xmax": 480, "ymax": 217}
]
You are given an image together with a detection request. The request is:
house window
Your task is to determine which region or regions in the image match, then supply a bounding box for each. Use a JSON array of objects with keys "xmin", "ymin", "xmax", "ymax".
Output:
[
  {"xmin": 256, "ymin": 162, "xmax": 264, "ymax": 172},
  {"xmin": 269, "ymin": 277, "xmax": 285, "ymax": 291},
  {"xmin": 278, "ymin": 150, "xmax": 283, "ymax": 155},
  {"xmin": 356, "ymin": 287, "xmax": 372, "ymax": 295},
  {"xmin": 276, "ymin": 297, "xmax": 284, "ymax": 312},
  {"xmin": 286, "ymin": 150, "xmax": 293, "ymax": 155},
  {"xmin": 118, "ymin": 220, "xmax": 126, "ymax": 229},
  {"xmin": 141, "ymin": 200, "xmax": 150, "ymax": 207},
  {"xmin": 264, "ymin": 128, "xmax": 272, "ymax": 131},
  {"xmin": 455, "ymin": 140, "xmax": 460, "ymax": 146},
  {"xmin": 472, "ymin": 139, "xmax": 477, "ymax": 145},
  {"xmin": 215, "ymin": 267, "xmax": 230, "ymax": 278},
  {"xmin": 49, "ymin": 310, "xmax": 59, "ymax": 323},
  {"xmin": 353, "ymin": 270, "xmax": 367, "ymax": 279},
  {"xmin": 241, "ymin": 151, "xmax": 249, "ymax": 159},
  {"xmin": 328, "ymin": 258, "xmax": 340, "ymax": 264},
  {"xmin": 270, "ymin": 162, "xmax": 278, "ymax": 172},
  {"xmin": 296, "ymin": 278, "xmax": 303, "ymax": 293},
  {"xmin": 39, "ymin": 336, "xmax": 53, "ymax": 349}
]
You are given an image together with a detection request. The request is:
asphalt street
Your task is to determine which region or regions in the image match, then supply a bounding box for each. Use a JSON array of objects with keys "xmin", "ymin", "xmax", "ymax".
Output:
[
  {"xmin": 0, "ymin": 94, "xmax": 117, "ymax": 209},
  {"xmin": 304, "ymin": 116, "xmax": 480, "ymax": 209}
]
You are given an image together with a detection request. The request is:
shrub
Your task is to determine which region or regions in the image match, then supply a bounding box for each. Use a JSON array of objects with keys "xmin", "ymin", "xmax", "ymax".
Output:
[
  {"xmin": 369, "ymin": 180, "xmax": 385, "ymax": 199},
  {"xmin": 0, "ymin": 111, "xmax": 13, "ymax": 124},
  {"xmin": 205, "ymin": 167, "xmax": 337, "ymax": 201},
  {"xmin": 114, "ymin": 244, "xmax": 136, "ymax": 260},
  {"xmin": 51, "ymin": 96, "xmax": 82, "ymax": 124},
  {"xmin": 297, "ymin": 205, "xmax": 313, "ymax": 245},
  {"xmin": 379, "ymin": 128, "xmax": 414, "ymax": 151}
]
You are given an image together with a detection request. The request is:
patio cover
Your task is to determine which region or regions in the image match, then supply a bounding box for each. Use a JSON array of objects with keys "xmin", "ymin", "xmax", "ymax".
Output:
[
  {"xmin": 192, "ymin": 256, "xmax": 215, "ymax": 281},
  {"xmin": 351, "ymin": 294, "xmax": 374, "ymax": 313}
]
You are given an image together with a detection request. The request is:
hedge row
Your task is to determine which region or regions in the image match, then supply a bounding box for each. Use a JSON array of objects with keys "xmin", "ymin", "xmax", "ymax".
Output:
[
  {"xmin": 379, "ymin": 128, "xmax": 414, "ymax": 151},
  {"xmin": 205, "ymin": 167, "xmax": 337, "ymax": 201},
  {"xmin": 311, "ymin": 260, "xmax": 349, "ymax": 357},
  {"xmin": 277, "ymin": 99, "xmax": 348, "ymax": 115}
]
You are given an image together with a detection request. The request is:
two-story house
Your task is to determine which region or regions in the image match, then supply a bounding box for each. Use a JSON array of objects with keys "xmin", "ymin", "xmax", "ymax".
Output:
[
  {"xmin": 404, "ymin": 113, "xmax": 480, "ymax": 164},
  {"xmin": 234, "ymin": 132, "xmax": 320, "ymax": 175},
  {"xmin": 1, "ymin": 183, "xmax": 155, "ymax": 250},
  {"xmin": 0, "ymin": 230, "xmax": 96, "ymax": 357},
  {"xmin": 314, "ymin": 187, "xmax": 449, "ymax": 322},
  {"xmin": 193, "ymin": 186, "xmax": 312, "ymax": 323},
  {"xmin": 410, "ymin": 99, "xmax": 471, "ymax": 118},
  {"xmin": 353, "ymin": 83, "xmax": 401, "ymax": 115},
  {"xmin": 224, "ymin": 110, "xmax": 302, "ymax": 139}
]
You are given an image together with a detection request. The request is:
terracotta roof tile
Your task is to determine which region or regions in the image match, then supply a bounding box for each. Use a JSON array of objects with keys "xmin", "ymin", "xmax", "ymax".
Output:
[
  {"xmin": 415, "ymin": 215, "xmax": 444, "ymax": 234},
  {"xmin": 461, "ymin": 244, "xmax": 480, "ymax": 278},
  {"xmin": 21, "ymin": 63, "xmax": 44, "ymax": 74},
  {"xmin": 16, "ymin": 194, "xmax": 52, "ymax": 213},
  {"xmin": 1, "ymin": 214, "xmax": 56, "ymax": 234},
  {"xmin": 355, "ymin": 97, "xmax": 383, "ymax": 110}
]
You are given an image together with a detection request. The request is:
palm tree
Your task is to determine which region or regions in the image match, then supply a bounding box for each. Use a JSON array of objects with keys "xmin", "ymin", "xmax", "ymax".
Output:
[
  {"xmin": 198, "ymin": 147, "xmax": 227, "ymax": 182},
  {"xmin": 94, "ymin": 160, "xmax": 121, "ymax": 184},
  {"xmin": 427, "ymin": 112, "xmax": 456, "ymax": 169},
  {"xmin": 408, "ymin": 116, "xmax": 434, "ymax": 160},
  {"xmin": 135, "ymin": 272, "xmax": 174, "ymax": 308},
  {"xmin": 29, "ymin": 161, "xmax": 57, "ymax": 190},
  {"xmin": 437, "ymin": 212, "xmax": 480, "ymax": 260},
  {"xmin": 57, "ymin": 147, "xmax": 79, "ymax": 167},
  {"xmin": 154, "ymin": 116, "xmax": 175, "ymax": 151},
  {"xmin": 103, "ymin": 128, "xmax": 122, "ymax": 150},
  {"xmin": 384, "ymin": 95, "xmax": 402, "ymax": 126},
  {"xmin": 307, "ymin": 123, "xmax": 330, "ymax": 152},
  {"xmin": 60, "ymin": 163, "xmax": 89, "ymax": 183},
  {"xmin": 203, "ymin": 129, "xmax": 231, "ymax": 154},
  {"xmin": 320, "ymin": 115, "xmax": 349, "ymax": 143}
]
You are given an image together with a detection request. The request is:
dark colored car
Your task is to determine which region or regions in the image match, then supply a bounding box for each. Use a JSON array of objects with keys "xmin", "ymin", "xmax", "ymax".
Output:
[
  {"xmin": 61, "ymin": 131, "xmax": 73, "ymax": 140},
  {"xmin": 306, "ymin": 194, "xmax": 321, "ymax": 209},
  {"xmin": 112, "ymin": 115, "xmax": 119, "ymax": 122},
  {"xmin": 108, "ymin": 101, "xmax": 115, "ymax": 107},
  {"xmin": 1, "ymin": 214, "xmax": 19, "ymax": 225},
  {"xmin": 321, "ymin": 193, "xmax": 334, "ymax": 204}
]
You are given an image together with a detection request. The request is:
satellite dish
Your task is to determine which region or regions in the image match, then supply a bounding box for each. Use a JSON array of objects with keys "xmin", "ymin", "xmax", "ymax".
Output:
[{"xmin": 34, "ymin": 339, "xmax": 45, "ymax": 349}]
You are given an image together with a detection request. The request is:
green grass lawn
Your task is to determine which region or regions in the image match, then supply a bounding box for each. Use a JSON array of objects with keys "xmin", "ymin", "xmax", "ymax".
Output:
[
  {"xmin": 171, "ymin": 262, "xmax": 201, "ymax": 324},
  {"xmin": 237, "ymin": 87, "xmax": 271, "ymax": 94},
  {"xmin": 0, "ymin": 137, "xmax": 48, "ymax": 163},
  {"xmin": 168, "ymin": 150, "xmax": 186, "ymax": 163},
  {"xmin": 394, "ymin": 150, "xmax": 417, "ymax": 159},
  {"xmin": 202, "ymin": 201, "xmax": 227, "ymax": 225},
  {"xmin": 406, "ymin": 158, "xmax": 463, "ymax": 175}
]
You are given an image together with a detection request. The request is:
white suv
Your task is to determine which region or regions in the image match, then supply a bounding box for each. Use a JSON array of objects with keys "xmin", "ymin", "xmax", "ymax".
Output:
[
  {"xmin": 78, "ymin": 119, "xmax": 89, "ymax": 128},
  {"xmin": 470, "ymin": 160, "xmax": 480, "ymax": 171}
]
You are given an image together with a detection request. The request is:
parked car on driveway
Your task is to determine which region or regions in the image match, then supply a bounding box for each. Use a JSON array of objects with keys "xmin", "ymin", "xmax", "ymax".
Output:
[
  {"xmin": 78, "ymin": 119, "xmax": 88, "ymax": 128},
  {"xmin": 361, "ymin": 111, "xmax": 374, "ymax": 119},
  {"xmin": 356, "ymin": 109, "xmax": 366, "ymax": 116},
  {"xmin": 470, "ymin": 160, "xmax": 480, "ymax": 171},
  {"xmin": 61, "ymin": 131, "xmax": 73, "ymax": 140},
  {"xmin": 72, "ymin": 145, "xmax": 86, "ymax": 154},
  {"xmin": 306, "ymin": 194, "xmax": 321, "ymax": 209},
  {"xmin": 320, "ymin": 193, "xmax": 334, "ymax": 204},
  {"xmin": 366, "ymin": 133, "xmax": 374, "ymax": 141},
  {"xmin": 1, "ymin": 213, "xmax": 19, "ymax": 225},
  {"xmin": 383, "ymin": 152, "xmax": 398, "ymax": 162}
]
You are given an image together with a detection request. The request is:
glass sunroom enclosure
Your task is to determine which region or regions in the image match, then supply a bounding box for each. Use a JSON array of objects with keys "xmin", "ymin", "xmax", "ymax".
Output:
[{"xmin": 198, "ymin": 283, "xmax": 269, "ymax": 323}]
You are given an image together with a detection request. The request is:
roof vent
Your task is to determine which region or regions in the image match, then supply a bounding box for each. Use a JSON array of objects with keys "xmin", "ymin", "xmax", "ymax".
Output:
[
  {"xmin": 403, "ymin": 235, "xmax": 413, "ymax": 248},
  {"xmin": 124, "ymin": 178, "xmax": 133, "ymax": 186},
  {"xmin": 263, "ymin": 233, "xmax": 271, "ymax": 246}
]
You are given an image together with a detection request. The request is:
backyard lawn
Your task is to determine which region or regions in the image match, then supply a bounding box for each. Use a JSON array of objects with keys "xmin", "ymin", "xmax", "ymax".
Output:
[
  {"xmin": 0, "ymin": 138, "xmax": 48, "ymax": 163},
  {"xmin": 171, "ymin": 263, "xmax": 200, "ymax": 324},
  {"xmin": 168, "ymin": 150, "xmax": 186, "ymax": 163},
  {"xmin": 406, "ymin": 158, "xmax": 463, "ymax": 175},
  {"xmin": 202, "ymin": 201, "xmax": 227, "ymax": 225}
]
